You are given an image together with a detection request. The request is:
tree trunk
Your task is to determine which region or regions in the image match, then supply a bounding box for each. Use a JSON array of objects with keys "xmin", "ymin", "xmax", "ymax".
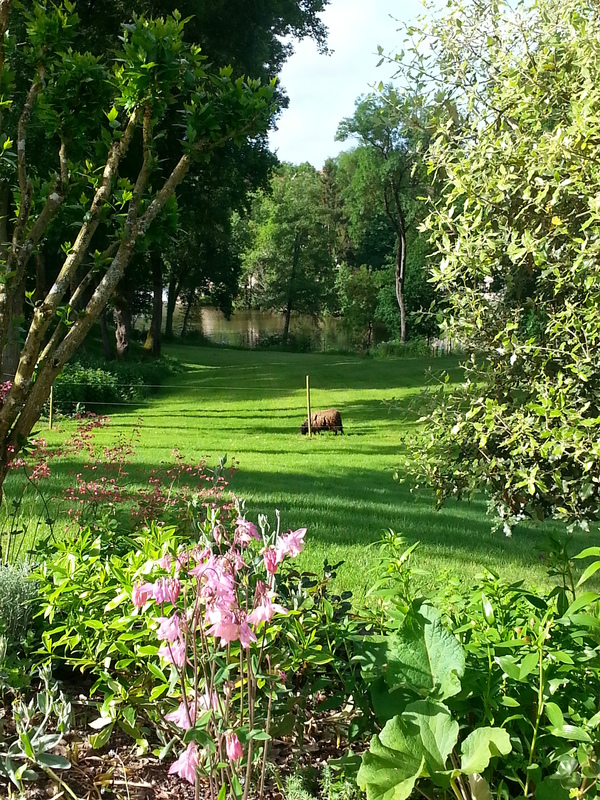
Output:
[
  {"xmin": 165, "ymin": 268, "xmax": 181, "ymax": 339},
  {"xmin": 181, "ymin": 295, "xmax": 194, "ymax": 338},
  {"xmin": 384, "ymin": 182, "xmax": 408, "ymax": 343},
  {"xmin": 144, "ymin": 250, "xmax": 163, "ymax": 357},
  {"xmin": 283, "ymin": 232, "xmax": 301, "ymax": 347},
  {"xmin": 395, "ymin": 230, "xmax": 407, "ymax": 343},
  {"xmin": 2, "ymin": 282, "xmax": 24, "ymax": 381},
  {"xmin": 99, "ymin": 310, "xmax": 113, "ymax": 361},
  {"xmin": 114, "ymin": 301, "xmax": 132, "ymax": 358}
]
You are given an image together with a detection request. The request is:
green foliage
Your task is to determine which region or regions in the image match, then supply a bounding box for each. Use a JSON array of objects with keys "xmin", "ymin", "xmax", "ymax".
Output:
[
  {"xmin": 239, "ymin": 163, "xmax": 337, "ymax": 330},
  {"xmin": 400, "ymin": 0, "xmax": 600, "ymax": 528},
  {"xmin": 336, "ymin": 264, "xmax": 381, "ymax": 349},
  {"xmin": 0, "ymin": 665, "xmax": 72, "ymax": 792},
  {"xmin": 360, "ymin": 534, "xmax": 600, "ymax": 799},
  {"xmin": 358, "ymin": 599, "xmax": 510, "ymax": 800},
  {"xmin": 52, "ymin": 354, "xmax": 180, "ymax": 412},
  {"xmin": 0, "ymin": 0, "xmax": 277, "ymax": 484},
  {"xmin": 0, "ymin": 562, "xmax": 38, "ymax": 642}
]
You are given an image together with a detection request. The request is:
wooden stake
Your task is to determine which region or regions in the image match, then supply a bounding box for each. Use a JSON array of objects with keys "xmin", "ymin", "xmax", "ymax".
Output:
[
  {"xmin": 306, "ymin": 374, "xmax": 312, "ymax": 438},
  {"xmin": 49, "ymin": 384, "xmax": 53, "ymax": 430}
]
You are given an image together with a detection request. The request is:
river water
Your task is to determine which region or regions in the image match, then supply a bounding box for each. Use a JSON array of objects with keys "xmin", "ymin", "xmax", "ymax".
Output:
[{"xmin": 172, "ymin": 306, "xmax": 354, "ymax": 350}]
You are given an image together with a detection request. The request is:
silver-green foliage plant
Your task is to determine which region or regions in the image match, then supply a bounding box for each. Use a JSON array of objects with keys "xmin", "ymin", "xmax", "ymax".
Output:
[
  {"xmin": 0, "ymin": 561, "xmax": 38, "ymax": 640},
  {"xmin": 0, "ymin": 664, "xmax": 72, "ymax": 792},
  {"xmin": 396, "ymin": 0, "xmax": 600, "ymax": 530},
  {"xmin": 357, "ymin": 602, "xmax": 510, "ymax": 800}
]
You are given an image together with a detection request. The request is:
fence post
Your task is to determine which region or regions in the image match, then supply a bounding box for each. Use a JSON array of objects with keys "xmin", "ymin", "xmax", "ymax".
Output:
[
  {"xmin": 306, "ymin": 374, "xmax": 312, "ymax": 438},
  {"xmin": 49, "ymin": 385, "xmax": 53, "ymax": 430}
]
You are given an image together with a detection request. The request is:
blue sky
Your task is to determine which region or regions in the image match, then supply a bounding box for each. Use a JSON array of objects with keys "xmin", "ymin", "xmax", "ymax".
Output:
[{"xmin": 269, "ymin": 0, "xmax": 425, "ymax": 168}]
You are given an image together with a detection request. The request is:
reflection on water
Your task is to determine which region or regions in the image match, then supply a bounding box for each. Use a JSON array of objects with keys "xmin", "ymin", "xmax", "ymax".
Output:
[{"xmin": 172, "ymin": 306, "xmax": 353, "ymax": 350}]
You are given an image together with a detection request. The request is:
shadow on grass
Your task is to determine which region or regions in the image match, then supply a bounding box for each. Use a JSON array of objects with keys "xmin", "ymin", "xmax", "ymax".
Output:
[{"xmin": 229, "ymin": 466, "xmax": 583, "ymax": 576}]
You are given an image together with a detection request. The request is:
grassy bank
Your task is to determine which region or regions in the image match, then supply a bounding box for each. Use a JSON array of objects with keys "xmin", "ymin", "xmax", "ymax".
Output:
[{"xmin": 10, "ymin": 344, "xmax": 580, "ymax": 596}]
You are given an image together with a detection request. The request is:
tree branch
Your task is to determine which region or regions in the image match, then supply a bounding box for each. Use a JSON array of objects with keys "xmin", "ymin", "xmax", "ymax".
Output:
[{"xmin": 0, "ymin": 106, "xmax": 142, "ymax": 442}]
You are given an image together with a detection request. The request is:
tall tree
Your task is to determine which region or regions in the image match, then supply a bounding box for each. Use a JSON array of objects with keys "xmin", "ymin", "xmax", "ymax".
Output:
[
  {"xmin": 71, "ymin": 0, "xmax": 329, "ymax": 357},
  {"xmin": 402, "ymin": 0, "xmax": 600, "ymax": 530},
  {"xmin": 336, "ymin": 87, "xmax": 431, "ymax": 342},
  {"xmin": 240, "ymin": 163, "xmax": 336, "ymax": 345},
  {"xmin": 0, "ymin": 2, "xmax": 275, "ymax": 494}
]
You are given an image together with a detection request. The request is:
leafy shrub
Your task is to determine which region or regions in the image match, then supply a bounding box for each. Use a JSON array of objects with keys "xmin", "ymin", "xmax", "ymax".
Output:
[
  {"xmin": 34, "ymin": 493, "xmax": 372, "ymax": 795},
  {"xmin": 369, "ymin": 338, "xmax": 432, "ymax": 358},
  {"xmin": 359, "ymin": 533, "xmax": 600, "ymax": 799},
  {"xmin": 255, "ymin": 331, "xmax": 317, "ymax": 353},
  {"xmin": 51, "ymin": 354, "xmax": 182, "ymax": 413},
  {"xmin": 0, "ymin": 562, "xmax": 39, "ymax": 642}
]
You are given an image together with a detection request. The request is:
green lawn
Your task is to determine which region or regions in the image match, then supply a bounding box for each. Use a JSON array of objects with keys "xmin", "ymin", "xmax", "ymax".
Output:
[{"xmin": 10, "ymin": 343, "xmax": 582, "ymax": 596}]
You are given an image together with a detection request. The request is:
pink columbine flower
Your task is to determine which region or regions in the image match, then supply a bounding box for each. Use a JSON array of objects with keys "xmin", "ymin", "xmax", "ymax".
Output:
[
  {"xmin": 169, "ymin": 741, "xmax": 199, "ymax": 784},
  {"xmin": 158, "ymin": 552, "xmax": 172, "ymax": 571},
  {"xmin": 207, "ymin": 609, "xmax": 241, "ymax": 646},
  {"xmin": 226, "ymin": 732, "xmax": 243, "ymax": 762},
  {"xmin": 235, "ymin": 517, "xmax": 260, "ymax": 545},
  {"xmin": 248, "ymin": 589, "xmax": 287, "ymax": 626},
  {"xmin": 263, "ymin": 547, "xmax": 279, "ymax": 575},
  {"xmin": 132, "ymin": 582, "xmax": 154, "ymax": 608},
  {"xmin": 276, "ymin": 527, "xmax": 307, "ymax": 561},
  {"xmin": 165, "ymin": 700, "xmax": 194, "ymax": 730},
  {"xmin": 199, "ymin": 689, "xmax": 219, "ymax": 711},
  {"xmin": 158, "ymin": 637, "xmax": 186, "ymax": 667},
  {"xmin": 156, "ymin": 613, "xmax": 181, "ymax": 642},
  {"xmin": 239, "ymin": 618, "xmax": 258, "ymax": 648},
  {"xmin": 152, "ymin": 577, "xmax": 181, "ymax": 605}
]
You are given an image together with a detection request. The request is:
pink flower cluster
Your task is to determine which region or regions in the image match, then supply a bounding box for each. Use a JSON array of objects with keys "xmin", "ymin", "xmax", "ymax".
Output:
[
  {"xmin": 263, "ymin": 527, "xmax": 306, "ymax": 575},
  {"xmin": 131, "ymin": 514, "xmax": 308, "ymax": 786},
  {"xmin": 0, "ymin": 380, "xmax": 12, "ymax": 405}
]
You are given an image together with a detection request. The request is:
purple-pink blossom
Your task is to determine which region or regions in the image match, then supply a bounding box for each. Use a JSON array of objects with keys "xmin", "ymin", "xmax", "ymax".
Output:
[
  {"xmin": 158, "ymin": 636, "xmax": 186, "ymax": 667},
  {"xmin": 132, "ymin": 582, "xmax": 154, "ymax": 608},
  {"xmin": 206, "ymin": 608, "xmax": 241, "ymax": 646},
  {"xmin": 276, "ymin": 527, "xmax": 307, "ymax": 560},
  {"xmin": 248, "ymin": 585, "xmax": 287, "ymax": 625},
  {"xmin": 239, "ymin": 618, "xmax": 258, "ymax": 648},
  {"xmin": 156, "ymin": 613, "xmax": 181, "ymax": 642},
  {"xmin": 152, "ymin": 577, "xmax": 181, "ymax": 605},
  {"xmin": 165, "ymin": 700, "xmax": 194, "ymax": 730},
  {"xmin": 263, "ymin": 547, "xmax": 279, "ymax": 575},
  {"xmin": 169, "ymin": 741, "xmax": 199, "ymax": 784},
  {"xmin": 226, "ymin": 732, "xmax": 243, "ymax": 762},
  {"xmin": 235, "ymin": 517, "xmax": 260, "ymax": 545}
]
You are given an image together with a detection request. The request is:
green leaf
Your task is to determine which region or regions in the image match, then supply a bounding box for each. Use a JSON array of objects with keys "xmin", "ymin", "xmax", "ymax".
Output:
[
  {"xmin": 358, "ymin": 741, "xmax": 424, "ymax": 800},
  {"xmin": 535, "ymin": 777, "xmax": 570, "ymax": 800},
  {"xmin": 549, "ymin": 723, "xmax": 592, "ymax": 743},
  {"xmin": 545, "ymin": 702, "xmax": 565, "ymax": 729},
  {"xmin": 459, "ymin": 727, "xmax": 512, "ymax": 774},
  {"xmin": 576, "ymin": 560, "xmax": 600, "ymax": 588},
  {"xmin": 36, "ymin": 753, "xmax": 71, "ymax": 770},
  {"xmin": 89, "ymin": 721, "xmax": 114, "ymax": 750},
  {"xmin": 565, "ymin": 591, "xmax": 599, "ymax": 613},
  {"xmin": 19, "ymin": 731, "xmax": 34, "ymax": 760},
  {"xmin": 519, "ymin": 651, "xmax": 538, "ymax": 680},
  {"xmin": 481, "ymin": 593, "xmax": 495, "ymax": 625},
  {"xmin": 104, "ymin": 591, "xmax": 127, "ymax": 612},
  {"xmin": 386, "ymin": 604, "xmax": 465, "ymax": 700},
  {"xmin": 358, "ymin": 701, "xmax": 458, "ymax": 800}
]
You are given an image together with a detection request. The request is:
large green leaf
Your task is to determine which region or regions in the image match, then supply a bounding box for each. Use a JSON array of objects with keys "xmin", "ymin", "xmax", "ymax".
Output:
[
  {"xmin": 386, "ymin": 604, "xmax": 465, "ymax": 699},
  {"xmin": 400, "ymin": 701, "xmax": 458, "ymax": 779},
  {"xmin": 358, "ymin": 701, "xmax": 458, "ymax": 800},
  {"xmin": 460, "ymin": 727, "xmax": 512, "ymax": 774},
  {"xmin": 535, "ymin": 778, "xmax": 570, "ymax": 800}
]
